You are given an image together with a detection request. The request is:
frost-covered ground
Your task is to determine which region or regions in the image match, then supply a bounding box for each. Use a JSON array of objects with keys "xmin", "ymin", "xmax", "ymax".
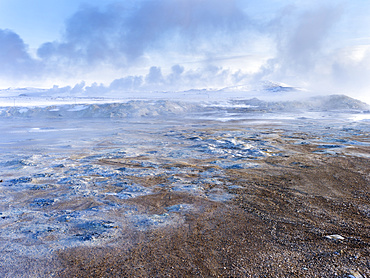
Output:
[{"xmin": 0, "ymin": 93, "xmax": 369, "ymax": 276}]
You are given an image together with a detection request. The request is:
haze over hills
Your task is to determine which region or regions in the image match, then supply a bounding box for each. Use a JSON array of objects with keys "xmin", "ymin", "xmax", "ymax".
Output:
[
  {"xmin": 0, "ymin": 80, "xmax": 366, "ymax": 101},
  {"xmin": 0, "ymin": 80, "xmax": 369, "ymax": 121}
]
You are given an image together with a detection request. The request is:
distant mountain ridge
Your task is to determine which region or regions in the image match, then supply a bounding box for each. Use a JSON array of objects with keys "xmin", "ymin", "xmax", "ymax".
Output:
[
  {"xmin": 228, "ymin": 95, "xmax": 370, "ymax": 112},
  {"xmin": 0, "ymin": 94, "xmax": 369, "ymax": 119},
  {"xmin": 217, "ymin": 81, "xmax": 303, "ymax": 93}
]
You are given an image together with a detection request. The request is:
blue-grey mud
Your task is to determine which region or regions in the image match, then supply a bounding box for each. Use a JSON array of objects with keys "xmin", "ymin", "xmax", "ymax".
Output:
[{"xmin": 0, "ymin": 98, "xmax": 369, "ymax": 277}]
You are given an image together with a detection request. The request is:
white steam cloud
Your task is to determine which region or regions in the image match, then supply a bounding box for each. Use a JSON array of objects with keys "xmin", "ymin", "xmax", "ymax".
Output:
[
  {"xmin": 0, "ymin": 0, "xmax": 369, "ymax": 102},
  {"xmin": 36, "ymin": 0, "xmax": 249, "ymax": 70}
]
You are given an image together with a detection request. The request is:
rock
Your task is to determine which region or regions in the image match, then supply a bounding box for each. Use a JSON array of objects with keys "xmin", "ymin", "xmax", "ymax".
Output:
[
  {"xmin": 31, "ymin": 198, "xmax": 55, "ymax": 207},
  {"xmin": 325, "ymin": 234, "xmax": 345, "ymax": 240},
  {"xmin": 347, "ymin": 270, "xmax": 364, "ymax": 278}
]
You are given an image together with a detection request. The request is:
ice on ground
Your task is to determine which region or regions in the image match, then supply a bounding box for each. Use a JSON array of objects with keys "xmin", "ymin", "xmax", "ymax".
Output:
[{"xmin": 0, "ymin": 93, "xmax": 369, "ymax": 270}]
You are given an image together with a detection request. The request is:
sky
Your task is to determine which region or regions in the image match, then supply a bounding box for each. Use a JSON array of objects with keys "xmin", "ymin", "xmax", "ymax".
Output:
[{"xmin": 0, "ymin": 0, "xmax": 370, "ymax": 103}]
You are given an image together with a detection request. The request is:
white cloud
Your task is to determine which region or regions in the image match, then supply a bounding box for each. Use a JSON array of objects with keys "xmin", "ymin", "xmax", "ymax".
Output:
[
  {"xmin": 0, "ymin": 0, "xmax": 370, "ymax": 104},
  {"xmin": 0, "ymin": 29, "xmax": 41, "ymax": 79}
]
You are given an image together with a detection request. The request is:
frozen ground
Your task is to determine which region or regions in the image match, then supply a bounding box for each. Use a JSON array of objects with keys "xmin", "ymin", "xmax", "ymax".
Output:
[{"xmin": 0, "ymin": 95, "xmax": 369, "ymax": 277}]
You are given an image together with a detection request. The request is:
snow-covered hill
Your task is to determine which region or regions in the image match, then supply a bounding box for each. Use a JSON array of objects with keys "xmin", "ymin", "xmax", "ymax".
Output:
[{"xmin": 0, "ymin": 94, "xmax": 368, "ymax": 119}]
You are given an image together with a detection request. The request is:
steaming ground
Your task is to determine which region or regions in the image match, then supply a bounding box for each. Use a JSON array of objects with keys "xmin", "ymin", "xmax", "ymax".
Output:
[{"xmin": 0, "ymin": 95, "xmax": 369, "ymax": 277}]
